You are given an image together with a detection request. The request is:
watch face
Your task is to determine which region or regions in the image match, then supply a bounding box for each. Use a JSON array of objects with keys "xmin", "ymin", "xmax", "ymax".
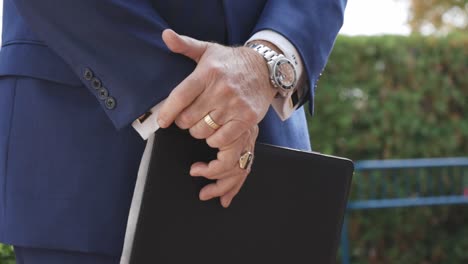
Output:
[{"xmin": 273, "ymin": 59, "xmax": 296, "ymax": 89}]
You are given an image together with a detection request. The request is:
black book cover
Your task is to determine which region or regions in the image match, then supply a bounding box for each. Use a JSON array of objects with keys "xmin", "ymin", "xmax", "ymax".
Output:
[{"xmin": 129, "ymin": 126, "xmax": 353, "ymax": 264}]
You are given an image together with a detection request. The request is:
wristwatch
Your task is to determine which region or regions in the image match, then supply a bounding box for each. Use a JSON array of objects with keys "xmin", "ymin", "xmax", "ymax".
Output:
[{"xmin": 247, "ymin": 43, "xmax": 298, "ymax": 97}]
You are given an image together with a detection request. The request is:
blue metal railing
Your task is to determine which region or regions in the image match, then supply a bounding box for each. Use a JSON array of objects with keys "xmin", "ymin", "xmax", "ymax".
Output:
[{"xmin": 340, "ymin": 157, "xmax": 468, "ymax": 264}]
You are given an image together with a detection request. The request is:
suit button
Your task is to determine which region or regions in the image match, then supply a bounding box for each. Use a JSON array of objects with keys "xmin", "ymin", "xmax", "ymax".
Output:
[
  {"xmin": 84, "ymin": 68, "xmax": 93, "ymax": 81},
  {"xmin": 91, "ymin": 78, "xmax": 102, "ymax": 90},
  {"xmin": 98, "ymin": 87, "xmax": 109, "ymax": 100},
  {"xmin": 105, "ymin": 97, "xmax": 116, "ymax": 110}
]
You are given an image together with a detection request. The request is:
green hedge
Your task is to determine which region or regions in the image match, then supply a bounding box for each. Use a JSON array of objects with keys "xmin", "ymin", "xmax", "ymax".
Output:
[
  {"xmin": 309, "ymin": 34, "xmax": 467, "ymax": 159},
  {"xmin": 0, "ymin": 244, "xmax": 14, "ymax": 263},
  {"xmin": 308, "ymin": 33, "xmax": 468, "ymax": 263},
  {"xmin": 1, "ymin": 34, "xmax": 467, "ymax": 263}
]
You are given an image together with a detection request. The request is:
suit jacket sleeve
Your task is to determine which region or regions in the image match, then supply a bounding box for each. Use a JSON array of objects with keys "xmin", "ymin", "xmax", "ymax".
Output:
[
  {"xmin": 13, "ymin": 0, "xmax": 196, "ymax": 129},
  {"xmin": 252, "ymin": 0, "xmax": 347, "ymax": 114}
]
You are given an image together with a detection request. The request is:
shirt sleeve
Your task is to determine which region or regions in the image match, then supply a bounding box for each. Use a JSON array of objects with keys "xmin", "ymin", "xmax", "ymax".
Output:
[{"xmin": 132, "ymin": 100, "xmax": 165, "ymax": 140}]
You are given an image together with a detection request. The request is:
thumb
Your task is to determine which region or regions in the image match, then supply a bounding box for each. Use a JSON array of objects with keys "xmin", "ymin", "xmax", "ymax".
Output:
[{"xmin": 162, "ymin": 29, "xmax": 208, "ymax": 63}]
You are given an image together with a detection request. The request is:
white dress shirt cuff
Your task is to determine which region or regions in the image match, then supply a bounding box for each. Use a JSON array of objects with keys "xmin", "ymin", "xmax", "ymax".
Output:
[{"xmin": 131, "ymin": 100, "xmax": 165, "ymax": 140}]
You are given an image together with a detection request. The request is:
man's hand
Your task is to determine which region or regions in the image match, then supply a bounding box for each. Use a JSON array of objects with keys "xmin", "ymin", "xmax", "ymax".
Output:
[
  {"xmin": 158, "ymin": 29, "xmax": 276, "ymax": 145},
  {"xmin": 158, "ymin": 29, "xmax": 276, "ymax": 207},
  {"xmin": 190, "ymin": 125, "xmax": 259, "ymax": 208}
]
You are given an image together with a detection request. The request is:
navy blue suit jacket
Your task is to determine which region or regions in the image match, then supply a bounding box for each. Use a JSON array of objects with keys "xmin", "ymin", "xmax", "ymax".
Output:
[{"xmin": 0, "ymin": 0, "xmax": 345, "ymax": 257}]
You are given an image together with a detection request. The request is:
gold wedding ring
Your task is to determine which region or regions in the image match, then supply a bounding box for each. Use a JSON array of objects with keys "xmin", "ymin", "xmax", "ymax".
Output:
[
  {"xmin": 203, "ymin": 113, "xmax": 221, "ymax": 130},
  {"xmin": 239, "ymin": 151, "xmax": 254, "ymax": 170}
]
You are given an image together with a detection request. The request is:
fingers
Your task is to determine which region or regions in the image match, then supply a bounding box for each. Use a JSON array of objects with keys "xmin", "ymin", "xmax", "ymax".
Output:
[
  {"xmin": 199, "ymin": 172, "xmax": 248, "ymax": 202},
  {"xmin": 177, "ymin": 81, "xmax": 245, "ymax": 141},
  {"xmin": 158, "ymin": 29, "xmax": 213, "ymax": 128},
  {"xmin": 174, "ymin": 87, "xmax": 225, "ymax": 130},
  {"xmin": 191, "ymin": 126, "xmax": 258, "ymax": 208},
  {"xmin": 187, "ymin": 110, "xmax": 224, "ymax": 139},
  {"xmin": 158, "ymin": 72, "xmax": 205, "ymax": 128},
  {"xmin": 206, "ymin": 120, "xmax": 249, "ymax": 148},
  {"xmin": 220, "ymin": 180, "xmax": 246, "ymax": 208},
  {"xmin": 190, "ymin": 136, "xmax": 246, "ymax": 178},
  {"xmin": 180, "ymin": 105, "xmax": 253, "ymax": 147},
  {"xmin": 162, "ymin": 29, "xmax": 209, "ymax": 63}
]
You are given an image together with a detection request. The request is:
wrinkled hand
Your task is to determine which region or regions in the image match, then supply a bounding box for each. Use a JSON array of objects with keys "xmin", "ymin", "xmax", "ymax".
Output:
[
  {"xmin": 158, "ymin": 29, "xmax": 276, "ymax": 143},
  {"xmin": 158, "ymin": 29, "xmax": 276, "ymax": 207}
]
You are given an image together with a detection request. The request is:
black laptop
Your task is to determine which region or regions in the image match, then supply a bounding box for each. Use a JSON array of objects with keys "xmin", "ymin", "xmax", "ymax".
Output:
[{"xmin": 125, "ymin": 126, "xmax": 353, "ymax": 264}]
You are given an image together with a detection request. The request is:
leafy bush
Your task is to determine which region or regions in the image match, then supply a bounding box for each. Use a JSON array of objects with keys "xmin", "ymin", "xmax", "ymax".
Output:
[
  {"xmin": 308, "ymin": 33, "xmax": 468, "ymax": 263},
  {"xmin": 309, "ymin": 33, "xmax": 467, "ymax": 159},
  {"xmin": 0, "ymin": 244, "xmax": 14, "ymax": 264}
]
